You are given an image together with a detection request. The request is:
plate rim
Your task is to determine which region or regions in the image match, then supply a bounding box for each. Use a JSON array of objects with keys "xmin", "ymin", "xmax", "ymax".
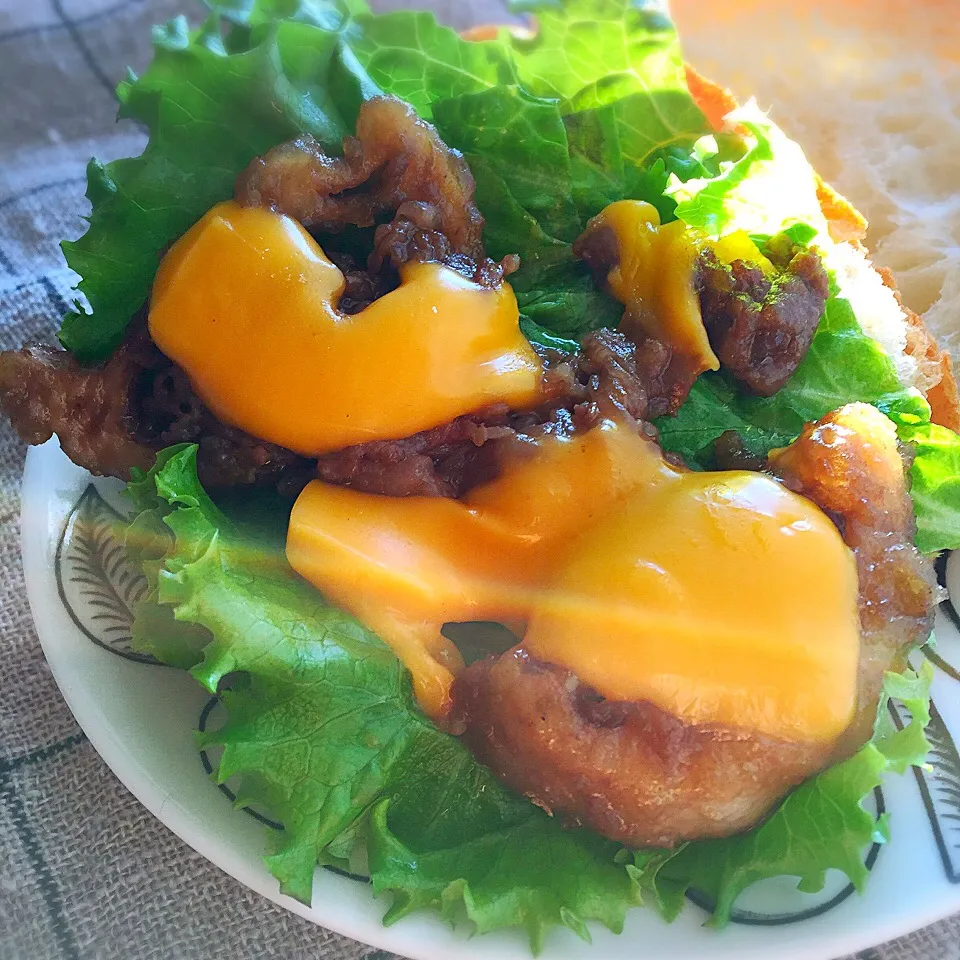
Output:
[{"xmin": 19, "ymin": 439, "xmax": 960, "ymax": 960}]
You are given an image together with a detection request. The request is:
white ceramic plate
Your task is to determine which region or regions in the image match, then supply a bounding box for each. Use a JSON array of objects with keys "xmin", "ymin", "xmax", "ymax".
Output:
[{"xmin": 19, "ymin": 437, "xmax": 960, "ymax": 959}]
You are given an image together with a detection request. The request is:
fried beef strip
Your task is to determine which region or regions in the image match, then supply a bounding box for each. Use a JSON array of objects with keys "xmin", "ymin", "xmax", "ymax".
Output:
[
  {"xmin": 698, "ymin": 247, "xmax": 830, "ymax": 395},
  {"xmin": 236, "ymin": 97, "xmax": 488, "ymax": 267},
  {"xmin": 540, "ymin": 327, "xmax": 699, "ymax": 423},
  {"xmin": 135, "ymin": 338, "xmax": 311, "ymax": 492},
  {"xmin": 369, "ymin": 202, "xmax": 519, "ymax": 288},
  {"xmin": 0, "ymin": 318, "xmax": 677, "ymax": 498},
  {"xmin": 455, "ymin": 403, "xmax": 938, "ymax": 849}
]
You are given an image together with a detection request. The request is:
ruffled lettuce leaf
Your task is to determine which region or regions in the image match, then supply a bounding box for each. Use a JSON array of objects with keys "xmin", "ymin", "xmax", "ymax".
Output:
[
  {"xmin": 125, "ymin": 445, "xmax": 934, "ymax": 943},
  {"xmin": 59, "ymin": 0, "xmax": 719, "ymax": 359},
  {"xmin": 890, "ymin": 413, "xmax": 960, "ymax": 554},
  {"xmin": 665, "ymin": 101, "xmax": 827, "ymax": 240},
  {"xmin": 636, "ymin": 664, "xmax": 933, "ymax": 928},
  {"xmin": 129, "ymin": 446, "xmax": 638, "ymax": 951}
]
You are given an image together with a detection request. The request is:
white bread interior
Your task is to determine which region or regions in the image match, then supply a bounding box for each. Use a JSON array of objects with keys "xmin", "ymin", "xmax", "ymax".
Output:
[{"xmin": 673, "ymin": 0, "xmax": 960, "ymax": 361}]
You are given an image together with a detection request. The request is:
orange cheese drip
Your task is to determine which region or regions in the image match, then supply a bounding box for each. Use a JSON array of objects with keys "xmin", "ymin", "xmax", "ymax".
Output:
[
  {"xmin": 286, "ymin": 421, "xmax": 860, "ymax": 741},
  {"xmin": 584, "ymin": 200, "xmax": 774, "ymax": 375},
  {"xmin": 148, "ymin": 201, "xmax": 542, "ymax": 456}
]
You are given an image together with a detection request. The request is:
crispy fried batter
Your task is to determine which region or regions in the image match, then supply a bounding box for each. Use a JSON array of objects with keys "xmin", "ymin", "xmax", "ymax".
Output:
[
  {"xmin": 0, "ymin": 339, "xmax": 155, "ymax": 479},
  {"xmin": 771, "ymin": 402, "xmax": 939, "ymax": 750},
  {"xmin": 456, "ymin": 651, "xmax": 831, "ymax": 847},
  {"xmin": 456, "ymin": 403, "xmax": 937, "ymax": 848}
]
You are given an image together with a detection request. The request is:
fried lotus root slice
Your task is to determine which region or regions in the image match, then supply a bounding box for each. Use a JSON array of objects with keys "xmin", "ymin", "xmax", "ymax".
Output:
[
  {"xmin": 455, "ymin": 403, "xmax": 936, "ymax": 848},
  {"xmin": 236, "ymin": 96, "xmax": 485, "ymax": 261}
]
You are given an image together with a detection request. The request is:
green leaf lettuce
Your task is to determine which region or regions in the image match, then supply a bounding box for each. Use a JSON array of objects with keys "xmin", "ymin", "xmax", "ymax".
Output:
[
  {"xmin": 131, "ymin": 446, "xmax": 639, "ymax": 950},
  {"xmin": 125, "ymin": 443, "xmax": 934, "ymax": 944}
]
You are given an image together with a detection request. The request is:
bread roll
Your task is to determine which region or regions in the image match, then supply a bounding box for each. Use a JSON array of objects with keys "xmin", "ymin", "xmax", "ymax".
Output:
[
  {"xmin": 674, "ymin": 0, "xmax": 959, "ymax": 424},
  {"xmin": 468, "ymin": 5, "xmax": 960, "ymax": 427}
]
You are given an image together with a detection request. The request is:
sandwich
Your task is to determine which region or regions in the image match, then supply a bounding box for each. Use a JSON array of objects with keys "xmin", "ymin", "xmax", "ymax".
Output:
[{"xmin": 3, "ymin": 0, "xmax": 958, "ymax": 949}]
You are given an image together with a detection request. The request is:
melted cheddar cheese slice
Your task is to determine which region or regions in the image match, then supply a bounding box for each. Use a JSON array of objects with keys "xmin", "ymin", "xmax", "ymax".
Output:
[
  {"xmin": 582, "ymin": 199, "xmax": 775, "ymax": 374},
  {"xmin": 524, "ymin": 471, "xmax": 859, "ymax": 743},
  {"xmin": 287, "ymin": 420, "xmax": 860, "ymax": 741},
  {"xmin": 148, "ymin": 201, "xmax": 542, "ymax": 456},
  {"xmin": 287, "ymin": 422, "xmax": 672, "ymax": 718}
]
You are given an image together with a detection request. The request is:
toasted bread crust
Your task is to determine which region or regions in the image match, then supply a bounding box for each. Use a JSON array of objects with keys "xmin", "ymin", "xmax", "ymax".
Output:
[
  {"xmin": 875, "ymin": 266, "xmax": 960, "ymax": 432},
  {"xmin": 683, "ymin": 67, "xmax": 959, "ymax": 429},
  {"xmin": 464, "ymin": 29, "xmax": 959, "ymax": 429},
  {"xmin": 683, "ymin": 64, "xmax": 739, "ymax": 132}
]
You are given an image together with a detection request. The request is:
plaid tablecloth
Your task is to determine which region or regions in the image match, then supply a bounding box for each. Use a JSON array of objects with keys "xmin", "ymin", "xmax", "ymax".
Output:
[{"xmin": 0, "ymin": 2, "xmax": 957, "ymax": 958}]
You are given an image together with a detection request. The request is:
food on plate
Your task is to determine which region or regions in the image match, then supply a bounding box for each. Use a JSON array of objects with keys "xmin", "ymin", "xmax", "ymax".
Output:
[{"xmin": 4, "ymin": 0, "xmax": 960, "ymax": 949}]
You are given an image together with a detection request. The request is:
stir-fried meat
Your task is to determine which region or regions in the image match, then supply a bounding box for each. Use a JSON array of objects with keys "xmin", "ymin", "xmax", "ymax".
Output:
[
  {"xmin": 130, "ymin": 330, "xmax": 315, "ymax": 492},
  {"xmin": 316, "ymin": 407, "xmax": 515, "ymax": 499},
  {"xmin": 541, "ymin": 328, "xmax": 698, "ymax": 423},
  {"xmin": 455, "ymin": 402, "xmax": 937, "ymax": 848},
  {"xmin": 237, "ymin": 99, "xmax": 516, "ymax": 289},
  {"xmin": 0, "ymin": 99, "xmax": 526, "ymax": 491},
  {"xmin": 573, "ymin": 222, "xmax": 829, "ymax": 397},
  {"xmin": 770, "ymin": 402, "xmax": 939, "ymax": 750},
  {"xmin": 369, "ymin": 204, "xmax": 519, "ymax": 287},
  {"xmin": 325, "ymin": 250, "xmax": 397, "ymax": 315},
  {"xmin": 236, "ymin": 97, "xmax": 485, "ymax": 261},
  {"xmin": 698, "ymin": 248, "xmax": 829, "ymax": 396},
  {"xmin": 315, "ymin": 329, "xmax": 684, "ymax": 498}
]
